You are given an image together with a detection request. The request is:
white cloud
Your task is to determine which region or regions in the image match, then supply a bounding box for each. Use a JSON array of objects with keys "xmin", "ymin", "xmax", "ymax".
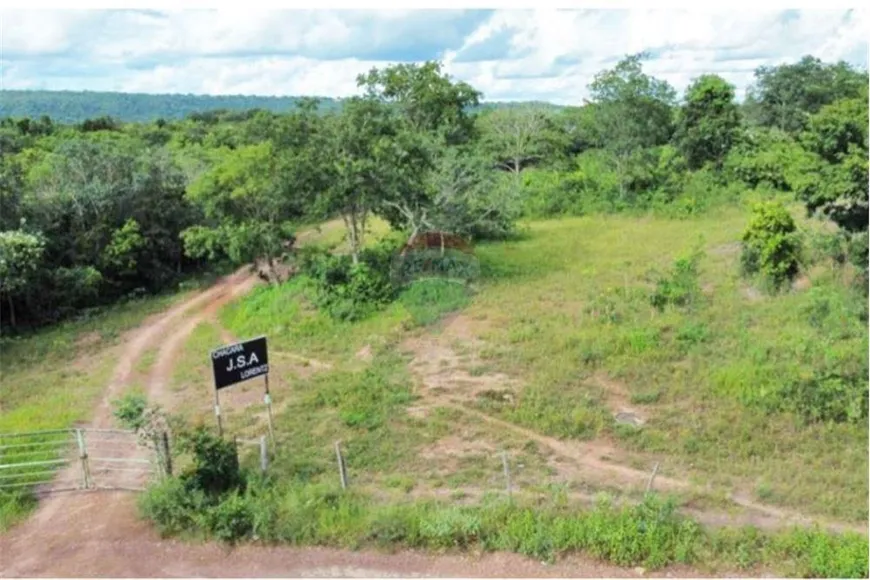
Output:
[{"xmin": 0, "ymin": 8, "xmax": 866, "ymax": 104}]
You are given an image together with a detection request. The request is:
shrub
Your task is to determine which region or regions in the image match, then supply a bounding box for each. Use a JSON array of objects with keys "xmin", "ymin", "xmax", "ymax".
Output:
[
  {"xmin": 650, "ymin": 249, "xmax": 704, "ymax": 311},
  {"xmin": 138, "ymin": 477, "xmax": 210, "ymax": 537},
  {"xmin": 740, "ymin": 202, "xmax": 802, "ymax": 290},
  {"xmin": 111, "ymin": 391, "xmax": 147, "ymax": 430},
  {"xmin": 176, "ymin": 425, "xmax": 245, "ymax": 496},
  {"xmin": 204, "ymin": 491, "xmax": 254, "ymax": 543},
  {"xmin": 299, "ymin": 240, "xmax": 400, "ymax": 322}
]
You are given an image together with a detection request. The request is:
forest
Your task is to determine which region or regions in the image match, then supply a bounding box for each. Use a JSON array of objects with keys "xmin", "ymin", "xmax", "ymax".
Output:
[
  {"xmin": 0, "ymin": 54, "xmax": 867, "ymax": 331},
  {"xmin": 0, "ymin": 88, "xmax": 561, "ymax": 124}
]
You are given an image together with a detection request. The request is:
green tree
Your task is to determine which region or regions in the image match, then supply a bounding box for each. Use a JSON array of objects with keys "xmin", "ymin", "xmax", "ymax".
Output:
[
  {"xmin": 318, "ymin": 97, "xmax": 422, "ymax": 265},
  {"xmin": 476, "ymin": 105, "xmax": 557, "ymax": 177},
  {"xmin": 357, "ymin": 60, "xmax": 481, "ymax": 145},
  {"xmin": 674, "ymin": 75, "xmax": 741, "ymax": 170},
  {"xmin": 792, "ymin": 94, "xmax": 869, "ymax": 234},
  {"xmin": 587, "ymin": 53, "xmax": 677, "ymax": 201},
  {"xmin": 182, "ymin": 142, "xmax": 301, "ymax": 281},
  {"xmin": 0, "ymin": 230, "xmax": 45, "ymax": 328},
  {"xmin": 741, "ymin": 202, "xmax": 802, "ymax": 290},
  {"xmin": 744, "ymin": 56, "xmax": 868, "ymax": 134}
]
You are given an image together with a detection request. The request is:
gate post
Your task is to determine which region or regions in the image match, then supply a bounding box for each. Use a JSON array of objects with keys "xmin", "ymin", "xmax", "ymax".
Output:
[
  {"xmin": 75, "ymin": 429, "xmax": 91, "ymax": 489},
  {"xmin": 161, "ymin": 432, "xmax": 172, "ymax": 478}
]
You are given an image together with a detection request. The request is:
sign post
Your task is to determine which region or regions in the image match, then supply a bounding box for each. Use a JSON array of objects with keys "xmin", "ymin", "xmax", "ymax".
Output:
[
  {"xmin": 210, "ymin": 336, "xmax": 271, "ymax": 438},
  {"xmin": 264, "ymin": 374, "xmax": 275, "ymax": 443}
]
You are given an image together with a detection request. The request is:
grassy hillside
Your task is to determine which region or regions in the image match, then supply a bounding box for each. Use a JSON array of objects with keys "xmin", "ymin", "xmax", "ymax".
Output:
[{"xmin": 211, "ymin": 205, "xmax": 867, "ymax": 524}]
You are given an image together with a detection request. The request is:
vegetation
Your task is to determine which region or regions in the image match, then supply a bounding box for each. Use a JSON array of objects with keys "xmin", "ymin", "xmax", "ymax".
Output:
[{"xmin": 1, "ymin": 51, "xmax": 867, "ymax": 576}]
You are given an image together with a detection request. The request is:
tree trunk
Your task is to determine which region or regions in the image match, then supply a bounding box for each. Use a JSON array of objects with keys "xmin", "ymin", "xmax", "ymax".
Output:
[
  {"xmin": 440, "ymin": 231, "xmax": 445, "ymax": 257},
  {"xmin": 6, "ymin": 293, "xmax": 16, "ymax": 329}
]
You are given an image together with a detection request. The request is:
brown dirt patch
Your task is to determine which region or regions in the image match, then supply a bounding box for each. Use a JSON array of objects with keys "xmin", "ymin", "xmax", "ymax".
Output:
[{"xmin": 355, "ymin": 344, "xmax": 373, "ymax": 363}]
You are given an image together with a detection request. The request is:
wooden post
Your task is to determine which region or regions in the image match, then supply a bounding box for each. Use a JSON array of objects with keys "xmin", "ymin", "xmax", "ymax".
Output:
[
  {"xmin": 501, "ymin": 451, "xmax": 512, "ymax": 498},
  {"xmin": 75, "ymin": 429, "xmax": 90, "ymax": 490},
  {"xmin": 335, "ymin": 441, "xmax": 347, "ymax": 490},
  {"xmin": 161, "ymin": 431, "xmax": 172, "ymax": 477},
  {"xmin": 264, "ymin": 375, "xmax": 275, "ymax": 443},
  {"xmin": 646, "ymin": 462, "xmax": 660, "ymax": 494},
  {"xmin": 259, "ymin": 435, "xmax": 268, "ymax": 473},
  {"xmin": 214, "ymin": 388, "xmax": 223, "ymax": 437}
]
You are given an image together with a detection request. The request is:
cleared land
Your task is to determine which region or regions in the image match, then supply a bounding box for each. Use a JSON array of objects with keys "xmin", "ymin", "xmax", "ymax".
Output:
[{"xmin": 1, "ymin": 210, "xmax": 867, "ymax": 577}]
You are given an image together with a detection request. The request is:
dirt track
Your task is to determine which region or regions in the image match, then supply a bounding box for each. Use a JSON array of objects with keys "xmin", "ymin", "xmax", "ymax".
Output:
[{"xmin": 1, "ymin": 269, "xmax": 689, "ymax": 578}]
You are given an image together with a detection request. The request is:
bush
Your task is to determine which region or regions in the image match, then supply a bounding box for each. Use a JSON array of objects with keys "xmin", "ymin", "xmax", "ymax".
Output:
[
  {"xmin": 204, "ymin": 491, "xmax": 254, "ymax": 543},
  {"xmin": 300, "ymin": 239, "xmax": 400, "ymax": 322},
  {"xmin": 176, "ymin": 425, "xmax": 245, "ymax": 496},
  {"xmin": 111, "ymin": 391, "xmax": 148, "ymax": 430},
  {"xmin": 740, "ymin": 202, "xmax": 802, "ymax": 290},
  {"xmin": 650, "ymin": 249, "xmax": 704, "ymax": 311},
  {"xmin": 138, "ymin": 477, "xmax": 210, "ymax": 537}
]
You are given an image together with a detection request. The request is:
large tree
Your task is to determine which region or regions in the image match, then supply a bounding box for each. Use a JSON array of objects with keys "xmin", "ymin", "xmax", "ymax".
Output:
[
  {"xmin": 674, "ymin": 74, "xmax": 741, "ymax": 170},
  {"xmin": 793, "ymin": 93, "xmax": 869, "ymax": 234},
  {"xmin": 181, "ymin": 142, "xmax": 299, "ymax": 282},
  {"xmin": 744, "ymin": 56, "xmax": 868, "ymax": 134},
  {"xmin": 318, "ymin": 97, "xmax": 426, "ymax": 265},
  {"xmin": 587, "ymin": 53, "xmax": 677, "ymax": 200},
  {"xmin": 476, "ymin": 105, "xmax": 557, "ymax": 177},
  {"xmin": 357, "ymin": 60, "xmax": 481, "ymax": 146}
]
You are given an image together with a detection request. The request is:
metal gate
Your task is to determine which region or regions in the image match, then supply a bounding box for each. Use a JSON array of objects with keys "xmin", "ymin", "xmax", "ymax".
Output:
[{"xmin": 0, "ymin": 428, "xmax": 165, "ymax": 494}]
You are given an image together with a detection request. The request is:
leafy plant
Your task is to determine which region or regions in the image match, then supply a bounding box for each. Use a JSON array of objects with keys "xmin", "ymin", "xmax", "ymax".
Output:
[
  {"xmin": 740, "ymin": 202, "xmax": 802, "ymax": 290},
  {"xmin": 111, "ymin": 391, "xmax": 148, "ymax": 430},
  {"xmin": 650, "ymin": 248, "xmax": 704, "ymax": 311}
]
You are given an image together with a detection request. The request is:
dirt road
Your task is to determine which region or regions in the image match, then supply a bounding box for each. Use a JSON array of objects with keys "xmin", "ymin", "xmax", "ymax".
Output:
[{"xmin": 1, "ymin": 269, "xmax": 695, "ymax": 578}]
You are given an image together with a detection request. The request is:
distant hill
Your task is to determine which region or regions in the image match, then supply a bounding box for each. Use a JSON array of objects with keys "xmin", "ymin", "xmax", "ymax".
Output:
[{"xmin": 0, "ymin": 90, "xmax": 565, "ymax": 124}]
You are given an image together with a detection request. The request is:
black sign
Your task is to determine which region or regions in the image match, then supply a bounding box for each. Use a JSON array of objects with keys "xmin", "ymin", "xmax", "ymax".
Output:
[{"xmin": 210, "ymin": 336, "xmax": 269, "ymax": 390}]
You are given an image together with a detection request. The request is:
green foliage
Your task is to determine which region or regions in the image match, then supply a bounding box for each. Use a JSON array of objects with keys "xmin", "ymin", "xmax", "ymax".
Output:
[
  {"xmin": 139, "ymin": 476, "xmax": 210, "ymax": 537},
  {"xmin": 111, "ymin": 391, "xmax": 148, "ymax": 430},
  {"xmin": 391, "ymin": 247, "xmax": 481, "ymax": 288},
  {"xmin": 744, "ymin": 56, "xmax": 868, "ymax": 134},
  {"xmin": 740, "ymin": 202, "xmax": 802, "ymax": 290},
  {"xmin": 794, "ymin": 96, "xmax": 869, "ymax": 233},
  {"xmin": 176, "ymin": 425, "xmax": 246, "ymax": 496},
  {"xmin": 675, "ymin": 75, "xmax": 741, "ymax": 170},
  {"xmin": 587, "ymin": 53, "xmax": 677, "ymax": 199},
  {"xmin": 301, "ymin": 242, "xmax": 399, "ymax": 322},
  {"xmin": 0, "ymin": 490, "xmax": 38, "ymax": 532},
  {"xmin": 138, "ymin": 475, "xmax": 869, "ymax": 577},
  {"xmin": 102, "ymin": 218, "xmax": 146, "ymax": 277},
  {"xmin": 650, "ymin": 248, "xmax": 704, "ymax": 311},
  {"xmin": 724, "ymin": 128, "xmax": 815, "ymax": 191}
]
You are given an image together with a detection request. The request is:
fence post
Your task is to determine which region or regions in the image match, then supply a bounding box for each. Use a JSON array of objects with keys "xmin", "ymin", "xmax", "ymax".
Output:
[
  {"xmin": 75, "ymin": 429, "xmax": 90, "ymax": 490},
  {"xmin": 259, "ymin": 435, "xmax": 268, "ymax": 474},
  {"xmin": 335, "ymin": 441, "xmax": 347, "ymax": 490},
  {"xmin": 646, "ymin": 462, "xmax": 660, "ymax": 494},
  {"xmin": 161, "ymin": 432, "xmax": 172, "ymax": 478},
  {"xmin": 501, "ymin": 451, "xmax": 512, "ymax": 498}
]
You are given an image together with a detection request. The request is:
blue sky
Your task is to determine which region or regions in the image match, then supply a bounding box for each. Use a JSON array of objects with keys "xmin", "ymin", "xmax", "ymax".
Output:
[{"xmin": 1, "ymin": 9, "xmax": 867, "ymax": 104}]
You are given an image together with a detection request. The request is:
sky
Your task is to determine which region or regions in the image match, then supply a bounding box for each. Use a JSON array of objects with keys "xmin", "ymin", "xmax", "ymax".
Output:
[{"xmin": 1, "ymin": 8, "xmax": 867, "ymax": 105}]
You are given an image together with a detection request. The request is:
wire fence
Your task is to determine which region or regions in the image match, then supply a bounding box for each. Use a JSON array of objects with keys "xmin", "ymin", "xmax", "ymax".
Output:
[{"xmin": 0, "ymin": 428, "xmax": 166, "ymax": 495}]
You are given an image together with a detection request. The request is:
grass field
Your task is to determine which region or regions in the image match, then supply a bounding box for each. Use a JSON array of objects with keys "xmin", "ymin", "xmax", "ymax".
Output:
[
  {"xmin": 0, "ymin": 292, "xmax": 188, "ymax": 434},
  {"xmin": 207, "ymin": 204, "xmax": 867, "ymax": 527}
]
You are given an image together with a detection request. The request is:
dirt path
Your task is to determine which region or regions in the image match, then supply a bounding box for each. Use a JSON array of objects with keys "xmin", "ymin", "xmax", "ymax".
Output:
[{"xmin": 400, "ymin": 314, "xmax": 868, "ymax": 537}]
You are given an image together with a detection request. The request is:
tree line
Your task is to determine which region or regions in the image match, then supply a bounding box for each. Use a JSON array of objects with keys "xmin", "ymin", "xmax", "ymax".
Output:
[{"xmin": 1, "ymin": 54, "xmax": 867, "ymax": 330}]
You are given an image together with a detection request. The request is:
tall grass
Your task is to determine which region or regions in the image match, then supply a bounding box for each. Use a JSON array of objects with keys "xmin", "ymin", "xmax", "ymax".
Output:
[{"xmin": 139, "ymin": 475, "xmax": 869, "ymax": 578}]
